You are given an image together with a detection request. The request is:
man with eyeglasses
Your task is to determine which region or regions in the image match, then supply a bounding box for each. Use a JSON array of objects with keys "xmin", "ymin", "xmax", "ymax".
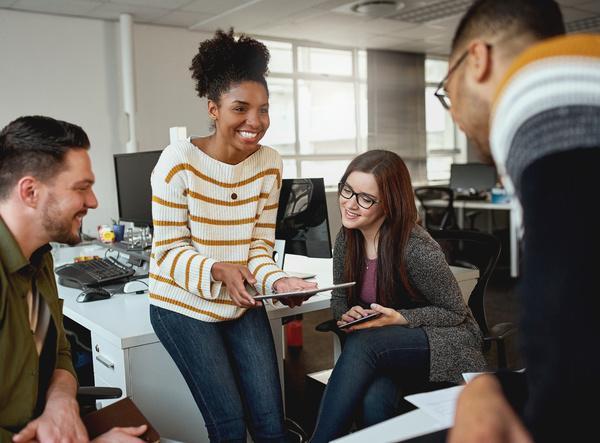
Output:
[{"xmin": 436, "ymin": 0, "xmax": 600, "ymax": 442}]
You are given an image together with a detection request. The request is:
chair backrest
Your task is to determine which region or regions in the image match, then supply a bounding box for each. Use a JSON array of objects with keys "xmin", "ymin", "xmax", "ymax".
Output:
[
  {"xmin": 428, "ymin": 229, "xmax": 501, "ymax": 337},
  {"xmin": 414, "ymin": 186, "xmax": 458, "ymax": 230}
]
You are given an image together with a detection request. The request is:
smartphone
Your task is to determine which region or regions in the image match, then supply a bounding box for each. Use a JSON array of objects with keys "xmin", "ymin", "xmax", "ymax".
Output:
[{"xmin": 338, "ymin": 312, "xmax": 382, "ymax": 329}]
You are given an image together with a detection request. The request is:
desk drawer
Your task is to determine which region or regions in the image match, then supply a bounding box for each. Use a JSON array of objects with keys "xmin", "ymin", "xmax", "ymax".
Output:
[{"xmin": 91, "ymin": 334, "xmax": 127, "ymax": 393}]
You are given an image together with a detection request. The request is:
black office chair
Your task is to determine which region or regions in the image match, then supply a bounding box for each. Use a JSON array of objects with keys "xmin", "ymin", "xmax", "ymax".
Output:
[
  {"xmin": 77, "ymin": 386, "xmax": 123, "ymax": 416},
  {"xmin": 413, "ymin": 186, "xmax": 459, "ymax": 231},
  {"xmin": 428, "ymin": 229, "xmax": 517, "ymax": 369}
]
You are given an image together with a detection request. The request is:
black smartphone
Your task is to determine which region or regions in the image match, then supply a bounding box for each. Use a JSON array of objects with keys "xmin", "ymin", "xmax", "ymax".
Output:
[{"xmin": 338, "ymin": 312, "xmax": 382, "ymax": 329}]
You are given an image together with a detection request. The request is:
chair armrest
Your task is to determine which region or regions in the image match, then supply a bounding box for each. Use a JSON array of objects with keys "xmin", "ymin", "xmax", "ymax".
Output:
[
  {"xmin": 485, "ymin": 322, "xmax": 517, "ymax": 342},
  {"xmin": 77, "ymin": 386, "xmax": 122, "ymax": 401},
  {"xmin": 315, "ymin": 318, "xmax": 347, "ymax": 349}
]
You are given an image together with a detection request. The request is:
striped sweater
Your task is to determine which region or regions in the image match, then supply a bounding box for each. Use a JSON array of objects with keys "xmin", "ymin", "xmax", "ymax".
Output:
[
  {"xmin": 149, "ymin": 138, "xmax": 287, "ymax": 322},
  {"xmin": 489, "ymin": 33, "xmax": 600, "ymax": 236},
  {"xmin": 491, "ymin": 33, "xmax": 600, "ymax": 197}
]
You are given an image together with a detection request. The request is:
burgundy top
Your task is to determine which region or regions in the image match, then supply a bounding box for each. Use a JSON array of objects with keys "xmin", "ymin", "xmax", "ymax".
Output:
[{"xmin": 359, "ymin": 258, "xmax": 377, "ymax": 305}]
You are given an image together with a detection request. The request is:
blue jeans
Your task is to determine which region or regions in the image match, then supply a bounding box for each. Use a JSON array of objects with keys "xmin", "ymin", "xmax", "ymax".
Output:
[
  {"xmin": 150, "ymin": 305, "xmax": 287, "ymax": 443},
  {"xmin": 311, "ymin": 326, "xmax": 430, "ymax": 443}
]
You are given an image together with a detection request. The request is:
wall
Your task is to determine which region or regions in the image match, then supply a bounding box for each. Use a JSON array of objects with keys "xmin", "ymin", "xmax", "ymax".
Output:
[
  {"xmin": 0, "ymin": 9, "xmax": 123, "ymax": 235},
  {"xmin": 133, "ymin": 24, "xmax": 211, "ymax": 150},
  {"xmin": 367, "ymin": 49, "xmax": 427, "ymax": 182},
  {"xmin": 0, "ymin": 10, "xmax": 213, "ymax": 235}
]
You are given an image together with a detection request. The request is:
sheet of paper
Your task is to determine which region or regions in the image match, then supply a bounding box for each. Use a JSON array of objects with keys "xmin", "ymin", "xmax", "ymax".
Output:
[{"xmin": 404, "ymin": 385, "xmax": 464, "ymax": 428}]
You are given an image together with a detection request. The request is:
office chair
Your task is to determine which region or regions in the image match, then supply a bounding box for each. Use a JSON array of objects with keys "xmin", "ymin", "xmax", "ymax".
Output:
[
  {"xmin": 413, "ymin": 186, "xmax": 459, "ymax": 230},
  {"xmin": 428, "ymin": 229, "xmax": 517, "ymax": 369},
  {"xmin": 77, "ymin": 386, "xmax": 123, "ymax": 416}
]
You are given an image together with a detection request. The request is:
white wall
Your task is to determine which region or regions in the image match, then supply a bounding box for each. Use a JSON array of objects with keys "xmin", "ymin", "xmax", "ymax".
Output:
[
  {"xmin": 0, "ymin": 10, "xmax": 215, "ymax": 235},
  {"xmin": 0, "ymin": 9, "xmax": 123, "ymax": 235},
  {"xmin": 133, "ymin": 24, "xmax": 211, "ymax": 150}
]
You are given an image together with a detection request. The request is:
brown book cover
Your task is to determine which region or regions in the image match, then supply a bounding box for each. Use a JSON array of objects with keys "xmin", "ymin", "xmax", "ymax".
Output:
[{"xmin": 82, "ymin": 397, "xmax": 160, "ymax": 442}]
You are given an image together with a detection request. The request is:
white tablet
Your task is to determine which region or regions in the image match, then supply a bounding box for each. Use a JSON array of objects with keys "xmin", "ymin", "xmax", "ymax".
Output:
[{"xmin": 253, "ymin": 282, "xmax": 356, "ymax": 301}]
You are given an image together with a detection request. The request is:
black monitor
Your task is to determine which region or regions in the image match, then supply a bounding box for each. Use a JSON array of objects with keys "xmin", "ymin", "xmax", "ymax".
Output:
[
  {"xmin": 113, "ymin": 150, "xmax": 162, "ymax": 226},
  {"xmin": 275, "ymin": 178, "xmax": 332, "ymax": 259},
  {"xmin": 450, "ymin": 163, "xmax": 496, "ymax": 192}
]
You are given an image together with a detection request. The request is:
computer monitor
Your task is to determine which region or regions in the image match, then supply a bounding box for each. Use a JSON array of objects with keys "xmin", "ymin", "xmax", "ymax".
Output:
[
  {"xmin": 275, "ymin": 178, "xmax": 332, "ymax": 259},
  {"xmin": 450, "ymin": 163, "xmax": 497, "ymax": 192},
  {"xmin": 113, "ymin": 150, "xmax": 162, "ymax": 226}
]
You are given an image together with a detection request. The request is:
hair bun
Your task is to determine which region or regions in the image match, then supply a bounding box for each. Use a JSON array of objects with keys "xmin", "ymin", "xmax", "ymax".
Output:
[{"xmin": 190, "ymin": 28, "xmax": 270, "ymax": 100}]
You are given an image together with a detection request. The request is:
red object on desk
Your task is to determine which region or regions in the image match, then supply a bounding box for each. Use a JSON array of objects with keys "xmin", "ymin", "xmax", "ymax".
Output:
[{"xmin": 286, "ymin": 319, "xmax": 303, "ymax": 347}]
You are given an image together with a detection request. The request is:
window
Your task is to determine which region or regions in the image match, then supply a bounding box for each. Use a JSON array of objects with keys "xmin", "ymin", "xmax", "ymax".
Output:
[
  {"xmin": 424, "ymin": 58, "xmax": 466, "ymax": 182},
  {"xmin": 259, "ymin": 39, "xmax": 367, "ymax": 188}
]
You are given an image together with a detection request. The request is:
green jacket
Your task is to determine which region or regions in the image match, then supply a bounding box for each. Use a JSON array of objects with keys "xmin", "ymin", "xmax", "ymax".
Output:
[{"xmin": 0, "ymin": 217, "xmax": 76, "ymax": 440}]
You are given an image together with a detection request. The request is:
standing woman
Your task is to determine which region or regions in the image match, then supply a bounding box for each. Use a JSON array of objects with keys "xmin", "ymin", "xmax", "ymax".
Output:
[
  {"xmin": 149, "ymin": 29, "xmax": 314, "ymax": 442},
  {"xmin": 311, "ymin": 150, "xmax": 486, "ymax": 442}
]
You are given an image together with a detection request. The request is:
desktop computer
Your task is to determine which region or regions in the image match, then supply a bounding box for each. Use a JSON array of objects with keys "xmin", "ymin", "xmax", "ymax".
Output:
[
  {"xmin": 450, "ymin": 163, "xmax": 497, "ymax": 200},
  {"xmin": 114, "ymin": 150, "xmax": 162, "ymax": 228}
]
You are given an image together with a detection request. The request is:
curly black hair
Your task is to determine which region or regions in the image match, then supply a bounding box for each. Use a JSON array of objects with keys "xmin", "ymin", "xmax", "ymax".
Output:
[{"xmin": 190, "ymin": 28, "xmax": 270, "ymax": 102}]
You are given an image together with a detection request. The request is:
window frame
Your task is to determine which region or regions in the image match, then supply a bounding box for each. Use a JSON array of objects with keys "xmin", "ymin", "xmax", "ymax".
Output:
[
  {"xmin": 260, "ymin": 36, "xmax": 367, "ymax": 186},
  {"xmin": 424, "ymin": 55, "xmax": 467, "ymax": 182}
]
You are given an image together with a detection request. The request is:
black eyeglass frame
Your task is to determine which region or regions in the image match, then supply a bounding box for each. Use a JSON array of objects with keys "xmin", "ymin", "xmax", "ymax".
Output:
[
  {"xmin": 337, "ymin": 182, "xmax": 380, "ymax": 210},
  {"xmin": 434, "ymin": 44, "xmax": 492, "ymax": 110}
]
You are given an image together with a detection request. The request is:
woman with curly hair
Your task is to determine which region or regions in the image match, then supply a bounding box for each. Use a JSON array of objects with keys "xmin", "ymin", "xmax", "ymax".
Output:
[{"xmin": 148, "ymin": 29, "xmax": 315, "ymax": 442}]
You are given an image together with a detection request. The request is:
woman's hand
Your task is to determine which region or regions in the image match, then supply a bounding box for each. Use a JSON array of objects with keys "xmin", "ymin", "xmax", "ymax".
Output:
[
  {"xmin": 272, "ymin": 277, "xmax": 317, "ymax": 307},
  {"xmin": 211, "ymin": 263, "xmax": 257, "ymax": 308},
  {"xmin": 337, "ymin": 303, "xmax": 408, "ymax": 332}
]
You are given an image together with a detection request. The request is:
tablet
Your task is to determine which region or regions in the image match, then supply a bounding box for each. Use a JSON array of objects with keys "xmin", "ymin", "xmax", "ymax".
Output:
[
  {"xmin": 253, "ymin": 282, "xmax": 355, "ymax": 301},
  {"xmin": 338, "ymin": 312, "xmax": 382, "ymax": 329}
]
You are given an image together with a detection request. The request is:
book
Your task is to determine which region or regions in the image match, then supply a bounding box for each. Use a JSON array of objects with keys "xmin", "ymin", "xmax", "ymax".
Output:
[{"xmin": 82, "ymin": 397, "xmax": 160, "ymax": 442}]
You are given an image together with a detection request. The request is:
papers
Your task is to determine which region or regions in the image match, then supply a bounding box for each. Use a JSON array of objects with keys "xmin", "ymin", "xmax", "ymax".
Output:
[{"xmin": 404, "ymin": 385, "xmax": 464, "ymax": 428}]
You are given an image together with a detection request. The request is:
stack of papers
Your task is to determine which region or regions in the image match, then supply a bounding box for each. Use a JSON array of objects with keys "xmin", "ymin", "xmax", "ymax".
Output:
[{"xmin": 404, "ymin": 385, "xmax": 464, "ymax": 428}]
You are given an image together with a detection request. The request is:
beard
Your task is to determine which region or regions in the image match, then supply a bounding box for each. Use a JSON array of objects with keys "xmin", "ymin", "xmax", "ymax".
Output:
[
  {"xmin": 41, "ymin": 194, "xmax": 83, "ymax": 246},
  {"xmin": 455, "ymin": 81, "xmax": 494, "ymax": 165}
]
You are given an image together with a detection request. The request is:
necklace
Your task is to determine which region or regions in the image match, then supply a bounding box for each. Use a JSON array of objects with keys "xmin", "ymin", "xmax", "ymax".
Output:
[{"xmin": 366, "ymin": 258, "xmax": 376, "ymax": 270}]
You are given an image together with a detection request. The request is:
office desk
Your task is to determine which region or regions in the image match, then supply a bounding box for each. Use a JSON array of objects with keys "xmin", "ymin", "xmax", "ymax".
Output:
[
  {"xmin": 54, "ymin": 244, "xmax": 208, "ymax": 443},
  {"xmin": 420, "ymin": 199, "xmax": 519, "ymax": 278}
]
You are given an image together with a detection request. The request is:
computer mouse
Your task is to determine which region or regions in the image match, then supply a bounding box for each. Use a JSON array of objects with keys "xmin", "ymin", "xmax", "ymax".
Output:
[
  {"xmin": 123, "ymin": 280, "xmax": 148, "ymax": 294},
  {"xmin": 76, "ymin": 287, "xmax": 111, "ymax": 303}
]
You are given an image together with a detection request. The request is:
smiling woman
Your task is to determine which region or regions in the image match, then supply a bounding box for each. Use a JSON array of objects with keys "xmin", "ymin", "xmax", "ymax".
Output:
[{"xmin": 148, "ymin": 29, "xmax": 315, "ymax": 442}]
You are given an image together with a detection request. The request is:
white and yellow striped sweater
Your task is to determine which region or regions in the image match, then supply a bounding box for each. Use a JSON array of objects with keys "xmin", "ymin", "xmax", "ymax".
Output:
[{"xmin": 149, "ymin": 138, "xmax": 287, "ymax": 322}]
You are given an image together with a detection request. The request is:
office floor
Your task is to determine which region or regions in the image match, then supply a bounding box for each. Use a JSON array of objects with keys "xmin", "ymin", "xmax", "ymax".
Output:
[{"xmin": 283, "ymin": 267, "xmax": 522, "ymax": 437}]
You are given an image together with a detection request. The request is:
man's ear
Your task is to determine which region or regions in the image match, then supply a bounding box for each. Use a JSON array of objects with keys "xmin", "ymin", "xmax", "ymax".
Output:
[
  {"xmin": 17, "ymin": 176, "xmax": 41, "ymax": 208},
  {"xmin": 468, "ymin": 40, "xmax": 493, "ymax": 83},
  {"xmin": 207, "ymin": 100, "xmax": 219, "ymax": 122}
]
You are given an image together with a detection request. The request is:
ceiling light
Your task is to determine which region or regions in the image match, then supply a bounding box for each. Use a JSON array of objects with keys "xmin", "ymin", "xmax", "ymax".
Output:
[{"xmin": 351, "ymin": 1, "xmax": 402, "ymax": 18}]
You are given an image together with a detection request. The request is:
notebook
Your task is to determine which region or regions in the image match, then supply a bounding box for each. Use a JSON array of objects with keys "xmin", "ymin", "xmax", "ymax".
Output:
[{"xmin": 82, "ymin": 397, "xmax": 160, "ymax": 442}]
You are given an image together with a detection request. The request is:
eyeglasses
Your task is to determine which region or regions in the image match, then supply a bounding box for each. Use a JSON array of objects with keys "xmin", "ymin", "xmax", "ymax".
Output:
[
  {"xmin": 434, "ymin": 44, "xmax": 492, "ymax": 110},
  {"xmin": 338, "ymin": 183, "xmax": 380, "ymax": 209}
]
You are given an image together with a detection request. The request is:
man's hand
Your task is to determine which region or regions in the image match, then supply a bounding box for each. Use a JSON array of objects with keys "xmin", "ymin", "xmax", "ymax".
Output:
[
  {"xmin": 337, "ymin": 303, "xmax": 407, "ymax": 332},
  {"xmin": 448, "ymin": 374, "xmax": 533, "ymax": 443},
  {"xmin": 211, "ymin": 262, "xmax": 257, "ymax": 308},
  {"xmin": 92, "ymin": 425, "xmax": 148, "ymax": 443},
  {"xmin": 13, "ymin": 396, "xmax": 87, "ymax": 443},
  {"xmin": 273, "ymin": 277, "xmax": 317, "ymax": 307},
  {"xmin": 13, "ymin": 370, "xmax": 87, "ymax": 443}
]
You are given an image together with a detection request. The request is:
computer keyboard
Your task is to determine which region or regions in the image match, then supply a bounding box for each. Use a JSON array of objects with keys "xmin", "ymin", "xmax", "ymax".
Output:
[{"xmin": 56, "ymin": 257, "xmax": 135, "ymax": 288}]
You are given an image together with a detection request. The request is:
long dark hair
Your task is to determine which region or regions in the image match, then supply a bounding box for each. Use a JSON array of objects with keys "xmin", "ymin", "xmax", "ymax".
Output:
[{"xmin": 340, "ymin": 150, "xmax": 420, "ymax": 306}]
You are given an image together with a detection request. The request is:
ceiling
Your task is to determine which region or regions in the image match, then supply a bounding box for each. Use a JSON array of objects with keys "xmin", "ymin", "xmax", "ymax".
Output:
[{"xmin": 1, "ymin": 0, "xmax": 599, "ymax": 55}]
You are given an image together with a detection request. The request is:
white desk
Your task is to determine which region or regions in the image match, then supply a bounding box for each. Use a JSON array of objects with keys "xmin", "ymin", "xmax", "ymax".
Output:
[{"xmin": 419, "ymin": 199, "xmax": 519, "ymax": 278}]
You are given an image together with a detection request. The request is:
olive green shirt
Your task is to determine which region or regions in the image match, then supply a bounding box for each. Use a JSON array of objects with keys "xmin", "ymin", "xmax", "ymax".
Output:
[{"xmin": 0, "ymin": 217, "xmax": 76, "ymax": 440}]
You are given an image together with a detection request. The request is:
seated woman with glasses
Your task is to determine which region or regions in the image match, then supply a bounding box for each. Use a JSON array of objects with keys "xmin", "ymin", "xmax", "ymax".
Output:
[{"xmin": 311, "ymin": 150, "xmax": 486, "ymax": 442}]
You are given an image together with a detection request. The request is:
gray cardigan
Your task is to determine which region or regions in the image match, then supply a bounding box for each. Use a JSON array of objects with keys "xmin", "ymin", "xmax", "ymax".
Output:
[{"xmin": 331, "ymin": 225, "xmax": 486, "ymax": 384}]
